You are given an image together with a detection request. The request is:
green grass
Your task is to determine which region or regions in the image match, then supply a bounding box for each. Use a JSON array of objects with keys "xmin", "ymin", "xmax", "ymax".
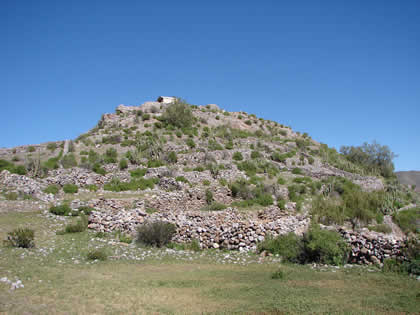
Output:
[{"xmin": 0, "ymin": 206, "xmax": 419, "ymax": 314}]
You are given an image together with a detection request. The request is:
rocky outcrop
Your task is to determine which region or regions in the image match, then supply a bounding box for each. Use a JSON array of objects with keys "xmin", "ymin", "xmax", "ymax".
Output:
[
  {"xmin": 0, "ymin": 170, "xmax": 54, "ymax": 202},
  {"xmin": 338, "ymin": 227, "xmax": 406, "ymax": 265}
]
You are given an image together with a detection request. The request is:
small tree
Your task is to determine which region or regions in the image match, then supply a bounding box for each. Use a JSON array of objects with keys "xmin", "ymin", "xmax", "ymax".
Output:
[{"xmin": 161, "ymin": 98, "xmax": 194, "ymax": 128}]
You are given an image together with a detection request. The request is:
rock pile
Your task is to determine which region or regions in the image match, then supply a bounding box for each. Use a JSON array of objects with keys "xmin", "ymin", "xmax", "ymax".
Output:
[
  {"xmin": 88, "ymin": 206, "xmax": 310, "ymax": 251},
  {"xmin": 338, "ymin": 228, "xmax": 406, "ymax": 265},
  {"xmin": 0, "ymin": 170, "xmax": 54, "ymax": 202}
]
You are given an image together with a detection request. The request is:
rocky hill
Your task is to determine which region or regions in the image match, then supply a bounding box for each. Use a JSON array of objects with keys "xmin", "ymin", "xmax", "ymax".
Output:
[
  {"xmin": 396, "ymin": 171, "xmax": 420, "ymax": 192},
  {"xmin": 0, "ymin": 97, "xmax": 418, "ymax": 264}
]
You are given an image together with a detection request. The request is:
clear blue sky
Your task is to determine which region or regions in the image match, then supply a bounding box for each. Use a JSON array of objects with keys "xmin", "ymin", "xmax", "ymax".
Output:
[{"xmin": 1, "ymin": 0, "xmax": 419, "ymax": 171}]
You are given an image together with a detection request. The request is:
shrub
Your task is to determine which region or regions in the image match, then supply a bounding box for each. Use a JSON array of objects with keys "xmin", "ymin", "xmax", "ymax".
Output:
[
  {"xmin": 130, "ymin": 168, "xmax": 147, "ymax": 178},
  {"xmin": 86, "ymin": 184, "xmax": 98, "ymax": 192},
  {"xmin": 78, "ymin": 206, "xmax": 95, "ymax": 215},
  {"xmin": 392, "ymin": 207, "xmax": 419, "ymax": 234},
  {"xmin": 27, "ymin": 146, "xmax": 36, "ymax": 152},
  {"xmin": 251, "ymin": 151, "xmax": 261, "ymax": 159},
  {"xmin": 142, "ymin": 113, "xmax": 151, "ymax": 121},
  {"xmin": 202, "ymin": 202, "xmax": 227, "ymax": 211},
  {"xmin": 119, "ymin": 158, "xmax": 128, "ymax": 170},
  {"xmin": 63, "ymin": 214, "xmax": 88, "ymax": 233},
  {"xmin": 258, "ymin": 233, "xmax": 303, "ymax": 263},
  {"xmin": 232, "ymin": 151, "xmax": 243, "ymax": 161},
  {"xmin": 255, "ymin": 193, "xmax": 274, "ymax": 206},
  {"xmin": 4, "ymin": 228, "xmax": 35, "ymax": 248},
  {"xmin": 225, "ymin": 141, "xmax": 234, "ymax": 150},
  {"xmin": 302, "ymin": 225, "xmax": 350, "ymax": 265},
  {"xmin": 87, "ymin": 248, "xmax": 107, "ymax": 261},
  {"xmin": 136, "ymin": 221, "xmax": 176, "ymax": 247},
  {"xmin": 166, "ymin": 151, "xmax": 178, "ymax": 164},
  {"xmin": 277, "ymin": 177, "xmax": 286, "ymax": 185},
  {"xmin": 202, "ymin": 180, "xmax": 210, "ymax": 186},
  {"xmin": 49, "ymin": 204, "xmax": 71, "ymax": 216},
  {"xmin": 161, "ymin": 98, "xmax": 194, "ymax": 128},
  {"xmin": 43, "ymin": 184, "xmax": 60, "ymax": 195},
  {"xmin": 292, "ymin": 168, "xmax": 303, "ymax": 175},
  {"xmin": 104, "ymin": 148, "xmax": 118, "ymax": 164},
  {"xmin": 147, "ymin": 159, "xmax": 164, "ymax": 168},
  {"xmin": 186, "ymin": 138, "xmax": 196, "ymax": 149},
  {"xmin": 175, "ymin": 176, "xmax": 188, "ymax": 183},
  {"xmin": 61, "ymin": 154, "xmax": 78, "ymax": 169},
  {"xmin": 271, "ymin": 269, "xmax": 285, "ymax": 280},
  {"xmin": 63, "ymin": 184, "xmax": 78, "ymax": 194},
  {"xmin": 205, "ymin": 189, "xmax": 214, "ymax": 204},
  {"xmin": 92, "ymin": 163, "xmax": 106, "ymax": 175},
  {"xmin": 277, "ymin": 198, "xmax": 286, "ymax": 210}
]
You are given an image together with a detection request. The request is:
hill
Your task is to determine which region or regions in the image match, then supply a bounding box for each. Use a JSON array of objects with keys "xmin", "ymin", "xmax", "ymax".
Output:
[
  {"xmin": 396, "ymin": 171, "xmax": 420, "ymax": 192},
  {"xmin": 0, "ymin": 96, "xmax": 418, "ymax": 255}
]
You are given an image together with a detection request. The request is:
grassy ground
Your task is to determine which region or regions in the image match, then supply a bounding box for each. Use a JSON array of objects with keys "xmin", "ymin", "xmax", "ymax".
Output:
[{"xmin": 1, "ymin": 204, "xmax": 419, "ymax": 314}]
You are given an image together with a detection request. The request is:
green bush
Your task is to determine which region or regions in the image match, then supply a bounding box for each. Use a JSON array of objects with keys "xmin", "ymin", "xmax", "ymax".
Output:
[
  {"xmin": 78, "ymin": 206, "xmax": 95, "ymax": 215},
  {"xmin": 202, "ymin": 180, "xmax": 210, "ymax": 186},
  {"xmin": 136, "ymin": 221, "xmax": 176, "ymax": 247},
  {"xmin": 63, "ymin": 184, "xmax": 78, "ymax": 194},
  {"xmin": 119, "ymin": 158, "xmax": 128, "ymax": 170},
  {"xmin": 232, "ymin": 151, "xmax": 244, "ymax": 161},
  {"xmin": 147, "ymin": 159, "xmax": 164, "ymax": 168},
  {"xmin": 92, "ymin": 163, "xmax": 106, "ymax": 175},
  {"xmin": 257, "ymin": 233, "xmax": 303, "ymax": 263},
  {"xmin": 27, "ymin": 146, "xmax": 36, "ymax": 152},
  {"xmin": 205, "ymin": 189, "xmax": 214, "ymax": 204},
  {"xmin": 291, "ymin": 168, "xmax": 303, "ymax": 175},
  {"xmin": 43, "ymin": 184, "xmax": 60, "ymax": 195},
  {"xmin": 4, "ymin": 227, "xmax": 35, "ymax": 248},
  {"xmin": 103, "ymin": 148, "xmax": 118, "ymax": 164},
  {"xmin": 251, "ymin": 151, "xmax": 261, "ymax": 159},
  {"xmin": 186, "ymin": 138, "xmax": 196, "ymax": 149},
  {"xmin": 175, "ymin": 176, "xmax": 188, "ymax": 183},
  {"xmin": 392, "ymin": 207, "xmax": 419, "ymax": 234},
  {"xmin": 63, "ymin": 214, "xmax": 88, "ymax": 233},
  {"xmin": 49, "ymin": 204, "xmax": 71, "ymax": 216},
  {"xmin": 167, "ymin": 151, "xmax": 178, "ymax": 164},
  {"xmin": 61, "ymin": 154, "xmax": 78, "ymax": 169},
  {"xmin": 277, "ymin": 198, "xmax": 286, "ymax": 210},
  {"xmin": 161, "ymin": 98, "xmax": 194, "ymax": 128},
  {"xmin": 302, "ymin": 225, "xmax": 350, "ymax": 265},
  {"xmin": 277, "ymin": 177, "xmax": 286, "ymax": 185},
  {"xmin": 87, "ymin": 248, "xmax": 107, "ymax": 261},
  {"xmin": 142, "ymin": 113, "xmax": 151, "ymax": 121},
  {"xmin": 86, "ymin": 184, "xmax": 98, "ymax": 192},
  {"xmin": 130, "ymin": 168, "xmax": 147, "ymax": 178},
  {"xmin": 271, "ymin": 269, "xmax": 286, "ymax": 280}
]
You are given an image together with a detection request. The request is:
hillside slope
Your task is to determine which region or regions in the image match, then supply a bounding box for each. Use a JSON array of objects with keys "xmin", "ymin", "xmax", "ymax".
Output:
[{"xmin": 0, "ymin": 97, "xmax": 418, "ymax": 264}]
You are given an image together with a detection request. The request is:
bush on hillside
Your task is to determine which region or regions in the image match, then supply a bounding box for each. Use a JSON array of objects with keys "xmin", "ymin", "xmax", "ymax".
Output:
[
  {"xmin": 4, "ymin": 227, "xmax": 35, "ymax": 248},
  {"xmin": 392, "ymin": 207, "xmax": 419, "ymax": 234},
  {"xmin": 63, "ymin": 184, "xmax": 78, "ymax": 194},
  {"xmin": 257, "ymin": 233, "xmax": 303, "ymax": 263},
  {"xmin": 43, "ymin": 184, "xmax": 60, "ymax": 195},
  {"xmin": 302, "ymin": 224, "xmax": 350, "ymax": 265},
  {"xmin": 161, "ymin": 98, "xmax": 194, "ymax": 128},
  {"xmin": 136, "ymin": 221, "xmax": 176, "ymax": 247},
  {"xmin": 49, "ymin": 204, "xmax": 71, "ymax": 216},
  {"xmin": 61, "ymin": 154, "xmax": 78, "ymax": 169}
]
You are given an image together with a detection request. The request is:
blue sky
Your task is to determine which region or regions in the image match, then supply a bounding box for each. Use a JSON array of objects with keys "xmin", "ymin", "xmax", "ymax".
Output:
[{"xmin": 1, "ymin": 0, "xmax": 419, "ymax": 171}]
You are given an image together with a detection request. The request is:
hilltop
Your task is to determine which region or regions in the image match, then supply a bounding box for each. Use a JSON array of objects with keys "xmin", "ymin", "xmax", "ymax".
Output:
[{"xmin": 396, "ymin": 171, "xmax": 420, "ymax": 192}]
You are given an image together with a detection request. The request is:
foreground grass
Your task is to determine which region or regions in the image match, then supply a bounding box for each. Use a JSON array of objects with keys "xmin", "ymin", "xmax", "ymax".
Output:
[{"xmin": 0, "ymin": 205, "xmax": 419, "ymax": 314}]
